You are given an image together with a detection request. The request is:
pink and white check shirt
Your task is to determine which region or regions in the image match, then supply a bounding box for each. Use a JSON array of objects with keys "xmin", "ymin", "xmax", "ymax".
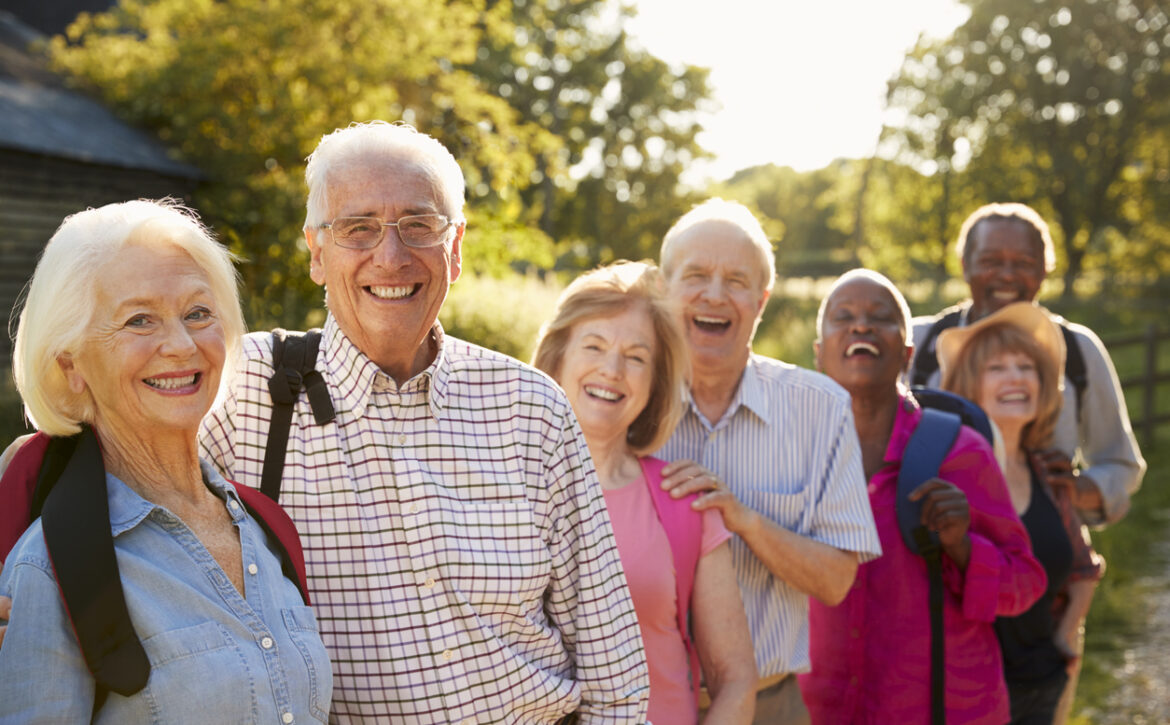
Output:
[{"xmin": 200, "ymin": 315, "xmax": 649, "ymax": 723}]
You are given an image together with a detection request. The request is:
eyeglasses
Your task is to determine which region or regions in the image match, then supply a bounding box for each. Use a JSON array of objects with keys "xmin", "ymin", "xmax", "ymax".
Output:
[{"xmin": 319, "ymin": 214, "xmax": 458, "ymax": 249}]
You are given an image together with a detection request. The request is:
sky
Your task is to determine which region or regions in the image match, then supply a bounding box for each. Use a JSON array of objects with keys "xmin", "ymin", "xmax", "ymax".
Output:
[{"xmin": 625, "ymin": 0, "xmax": 971, "ymax": 183}]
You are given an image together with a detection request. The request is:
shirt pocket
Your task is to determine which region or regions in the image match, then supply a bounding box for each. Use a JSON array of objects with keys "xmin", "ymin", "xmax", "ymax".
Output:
[
  {"xmin": 442, "ymin": 500, "xmax": 550, "ymax": 614},
  {"xmin": 747, "ymin": 489, "xmax": 810, "ymax": 535},
  {"xmin": 138, "ymin": 621, "xmax": 256, "ymax": 723},
  {"xmin": 281, "ymin": 606, "xmax": 332, "ymax": 723}
]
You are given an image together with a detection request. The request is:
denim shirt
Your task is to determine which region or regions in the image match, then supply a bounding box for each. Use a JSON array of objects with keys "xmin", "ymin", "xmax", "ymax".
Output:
[{"xmin": 0, "ymin": 460, "xmax": 332, "ymax": 724}]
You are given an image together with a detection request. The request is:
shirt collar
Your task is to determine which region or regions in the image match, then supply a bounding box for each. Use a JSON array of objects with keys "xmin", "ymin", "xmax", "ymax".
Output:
[
  {"xmin": 107, "ymin": 459, "xmax": 245, "ymax": 537},
  {"xmin": 686, "ymin": 354, "xmax": 772, "ymax": 429},
  {"xmin": 320, "ymin": 313, "xmax": 448, "ymax": 421}
]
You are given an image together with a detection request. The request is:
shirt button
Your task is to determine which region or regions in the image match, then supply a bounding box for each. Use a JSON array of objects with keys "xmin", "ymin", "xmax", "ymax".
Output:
[
  {"xmin": 461, "ymin": 719, "xmax": 475, "ymax": 725},
  {"xmin": 228, "ymin": 500, "xmax": 240, "ymax": 511},
  {"xmin": 247, "ymin": 563, "xmax": 258, "ymax": 575},
  {"xmin": 407, "ymin": 503, "xmax": 420, "ymax": 514},
  {"xmin": 398, "ymin": 434, "xmax": 407, "ymax": 444},
  {"xmin": 261, "ymin": 636, "xmax": 274, "ymax": 650},
  {"xmin": 866, "ymin": 483, "xmax": 877, "ymax": 494},
  {"xmin": 282, "ymin": 714, "xmax": 294, "ymax": 724},
  {"xmin": 442, "ymin": 649, "xmax": 454, "ymax": 661}
]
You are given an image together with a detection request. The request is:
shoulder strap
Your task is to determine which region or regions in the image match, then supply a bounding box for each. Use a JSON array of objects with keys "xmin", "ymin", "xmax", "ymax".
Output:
[
  {"xmin": 232, "ymin": 482, "xmax": 311, "ymax": 604},
  {"xmin": 640, "ymin": 456, "xmax": 703, "ymax": 705},
  {"xmin": 262, "ymin": 328, "xmax": 335, "ymax": 502},
  {"xmin": 1059, "ymin": 323, "xmax": 1087, "ymax": 422},
  {"xmin": 40, "ymin": 427, "xmax": 151, "ymax": 702},
  {"xmin": 896, "ymin": 408, "xmax": 961, "ymax": 725},
  {"xmin": 0, "ymin": 432, "xmax": 52, "ymax": 561},
  {"xmin": 909, "ymin": 309, "xmax": 963, "ymax": 387}
]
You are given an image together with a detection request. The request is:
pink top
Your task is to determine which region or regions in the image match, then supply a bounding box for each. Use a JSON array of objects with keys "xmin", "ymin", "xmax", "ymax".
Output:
[
  {"xmin": 604, "ymin": 467, "xmax": 732, "ymax": 725},
  {"xmin": 799, "ymin": 396, "xmax": 1046, "ymax": 725}
]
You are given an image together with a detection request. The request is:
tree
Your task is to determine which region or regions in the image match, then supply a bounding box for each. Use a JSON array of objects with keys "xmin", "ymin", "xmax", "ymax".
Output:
[
  {"xmin": 471, "ymin": 0, "xmax": 716, "ymax": 267},
  {"xmin": 50, "ymin": 0, "xmax": 556, "ymax": 328},
  {"xmin": 883, "ymin": 0, "xmax": 1170, "ymax": 298}
]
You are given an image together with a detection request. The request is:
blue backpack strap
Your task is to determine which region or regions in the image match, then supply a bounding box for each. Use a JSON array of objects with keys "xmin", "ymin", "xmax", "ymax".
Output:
[{"xmin": 896, "ymin": 408, "xmax": 962, "ymax": 555}]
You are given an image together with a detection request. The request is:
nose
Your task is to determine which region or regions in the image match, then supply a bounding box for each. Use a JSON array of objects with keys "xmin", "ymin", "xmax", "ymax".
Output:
[
  {"xmin": 370, "ymin": 225, "xmax": 411, "ymax": 267},
  {"xmin": 599, "ymin": 350, "xmax": 623, "ymax": 378},
  {"xmin": 160, "ymin": 319, "xmax": 198, "ymax": 358},
  {"xmin": 698, "ymin": 276, "xmax": 727, "ymax": 303}
]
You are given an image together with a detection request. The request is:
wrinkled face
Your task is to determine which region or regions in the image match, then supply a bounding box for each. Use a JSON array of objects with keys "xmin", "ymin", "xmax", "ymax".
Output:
[
  {"xmin": 977, "ymin": 349, "xmax": 1041, "ymax": 430},
  {"xmin": 963, "ymin": 219, "xmax": 1046, "ymax": 322},
  {"xmin": 815, "ymin": 278, "xmax": 912, "ymax": 392},
  {"xmin": 306, "ymin": 156, "xmax": 463, "ymax": 379},
  {"xmin": 665, "ymin": 221, "xmax": 769, "ymax": 373},
  {"xmin": 63, "ymin": 243, "xmax": 226, "ymax": 437},
  {"xmin": 556, "ymin": 306, "xmax": 657, "ymax": 446}
]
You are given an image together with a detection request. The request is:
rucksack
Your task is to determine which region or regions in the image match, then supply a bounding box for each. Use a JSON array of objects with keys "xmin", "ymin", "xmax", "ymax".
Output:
[
  {"xmin": 0, "ymin": 427, "xmax": 311, "ymax": 711},
  {"xmin": 897, "ymin": 387, "xmax": 995, "ymax": 725},
  {"xmin": 910, "ymin": 306, "xmax": 1088, "ymax": 421}
]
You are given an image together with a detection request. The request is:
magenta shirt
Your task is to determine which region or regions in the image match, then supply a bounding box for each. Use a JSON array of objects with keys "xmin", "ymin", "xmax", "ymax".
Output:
[{"xmin": 800, "ymin": 396, "xmax": 1046, "ymax": 725}]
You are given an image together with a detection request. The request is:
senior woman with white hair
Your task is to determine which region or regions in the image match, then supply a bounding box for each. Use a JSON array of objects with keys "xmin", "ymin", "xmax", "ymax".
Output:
[{"xmin": 0, "ymin": 200, "xmax": 331, "ymax": 723}]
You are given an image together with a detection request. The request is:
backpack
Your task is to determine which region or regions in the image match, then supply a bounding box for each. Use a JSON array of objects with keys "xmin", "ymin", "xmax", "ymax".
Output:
[
  {"xmin": 0, "ymin": 328, "xmax": 334, "ymax": 709},
  {"xmin": 909, "ymin": 306, "xmax": 1088, "ymax": 421},
  {"xmin": 898, "ymin": 387, "xmax": 995, "ymax": 725},
  {"xmin": 0, "ymin": 427, "xmax": 311, "ymax": 710}
]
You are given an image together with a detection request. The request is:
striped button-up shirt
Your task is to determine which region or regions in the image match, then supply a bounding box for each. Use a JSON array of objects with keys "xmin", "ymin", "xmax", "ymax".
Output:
[
  {"xmin": 200, "ymin": 315, "xmax": 649, "ymax": 724},
  {"xmin": 655, "ymin": 354, "xmax": 881, "ymax": 678}
]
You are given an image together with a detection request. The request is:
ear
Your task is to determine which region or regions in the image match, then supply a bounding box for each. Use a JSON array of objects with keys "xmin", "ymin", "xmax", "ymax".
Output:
[
  {"xmin": 901, "ymin": 343, "xmax": 915, "ymax": 375},
  {"xmin": 813, "ymin": 340, "xmax": 823, "ymax": 372},
  {"xmin": 305, "ymin": 228, "xmax": 327, "ymax": 286},
  {"xmin": 448, "ymin": 223, "xmax": 465, "ymax": 284},
  {"xmin": 57, "ymin": 353, "xmax": 88, "ymax": 395}
]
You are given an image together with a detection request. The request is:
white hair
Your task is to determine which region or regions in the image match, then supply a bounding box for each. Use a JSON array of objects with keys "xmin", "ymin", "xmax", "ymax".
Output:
[
  {"xmin": 816, "ymin": 268, "xmax": 915, "ymax": 345},
  {"xmin": 659, "ymin": 198, "xmax": 776, "ymax": 292},
  {"xmin": 303, "ymin": 121, "xmax": 466, "ymax": 232},
  {"xmin": 12, "ymin": 199, "xmax": 245, "ymax": 436}
]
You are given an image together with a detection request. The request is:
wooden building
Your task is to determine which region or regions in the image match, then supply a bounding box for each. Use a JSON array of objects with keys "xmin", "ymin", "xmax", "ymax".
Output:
[{"xmin": 0, "ymin": 12, "xmax": 201, "ymax": 371}]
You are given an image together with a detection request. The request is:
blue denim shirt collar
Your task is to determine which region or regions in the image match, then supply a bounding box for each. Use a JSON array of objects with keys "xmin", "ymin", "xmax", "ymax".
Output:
[{"xmin": 107, "ymin": 460, "xmax": 246, "ymax": 537}]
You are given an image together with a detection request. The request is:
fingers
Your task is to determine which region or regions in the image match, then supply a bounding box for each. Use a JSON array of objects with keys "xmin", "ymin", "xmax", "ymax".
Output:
[
  {"xmin": 0, "ymin": 594, "xmax": 9, "ymax": 649},
  {"xmin": 913, "ymin": 479, "xmax": 970, "ymax": 534},
  {"xmin": 1030, "ymin": 448, "xmax": 1073, "ymax": 474},
  {"xmin": 907, "ymin": 478, "xmax": 949, "ymax": 502},
  {"xmin": 660, "ymin": 462, "xmax": 725, "ymax": 499}
]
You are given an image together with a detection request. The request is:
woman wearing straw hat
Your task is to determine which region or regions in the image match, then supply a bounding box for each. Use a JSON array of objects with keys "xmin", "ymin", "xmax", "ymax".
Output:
[{"xmin": 939, "ymin": 301, "xmax": 1104, "ymax": 725}]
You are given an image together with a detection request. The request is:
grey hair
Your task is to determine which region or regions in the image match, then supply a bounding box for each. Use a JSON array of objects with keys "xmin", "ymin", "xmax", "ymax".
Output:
[
  {"xmin": 659, "ymin": 198, "xmax": 776, "ymax": 292},
  {"xmin": 816, "ymin": 268, "xmax": 914, "ymax": 345},
  {"xmin": 955, "ymin": 202, "xmax": 1056, "ymax": 273},
  {"xmin": 303, "ymin": 121, "xmax": 466, "ymax": 233},
  {"xmin": 12, "ymin": 199, "xmax": 245, "ymax": 436}
]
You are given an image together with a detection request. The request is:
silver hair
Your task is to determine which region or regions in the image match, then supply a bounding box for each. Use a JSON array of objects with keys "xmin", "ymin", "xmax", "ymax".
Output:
[
  {"xmin": 13, "ymin": 199, "xmax": 245, "ymax": 435},
  {"xmin": 303, "ymin": 121, "xmax": 466, "ymax": 234},
  {"xmin": 659, "ymin": 198, "xmax": 776, "ymax": 292},
  {"xmin": 955, "ymin": 202, "xmax": 1056, "ymax": 273}
]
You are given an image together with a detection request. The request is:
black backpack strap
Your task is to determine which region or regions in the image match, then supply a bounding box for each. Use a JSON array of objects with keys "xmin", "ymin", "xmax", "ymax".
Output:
[
  {"xmin": 1059, "ymin": 323, "xmax": 1087, "ymax": 423},
  {"xmin": 897, "ymin": 407, "xmax": 962, "ymax": 725},
  {"xmin": 910, "ymin": 309, "xmax": 964, "ymax": 387},
  {"xmin": 40, "ymin": 426, "xmax": 150, "ymax": 706},
  {"xmin": 262, "ymin": 329, "xmax": 335, "ymax": 502}
]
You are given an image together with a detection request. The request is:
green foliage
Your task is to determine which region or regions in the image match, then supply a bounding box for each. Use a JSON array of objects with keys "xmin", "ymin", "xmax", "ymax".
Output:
[
  {"xmin": 49, "ymin": 0, "xmax": 557, "ymax": 330},
  {"xmin": 470, "ymin": 0, "xmax": 715, "ymax": 267},
  {"xmin": 883, "ymin": 0, "xmax": 1170, "ymax": 298},
  {"xmin": 439, "ymin": 271, "xmax": 563, "ymax": 362}
]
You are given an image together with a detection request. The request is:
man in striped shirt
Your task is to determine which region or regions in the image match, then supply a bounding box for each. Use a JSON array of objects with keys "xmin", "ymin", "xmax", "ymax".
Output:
[
  {"xmin": 654, "ymin": 199, "xmax": 882, "ymax": 725},
  {"xmin": 199, "ymin": 122, "xmax": 649, "ymax": 723}
]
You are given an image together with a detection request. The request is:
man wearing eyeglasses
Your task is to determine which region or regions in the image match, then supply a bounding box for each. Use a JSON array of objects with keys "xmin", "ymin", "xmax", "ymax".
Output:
[{"xmin": 198, "ymin": 121, "xmax": 650, "ymax": 723}]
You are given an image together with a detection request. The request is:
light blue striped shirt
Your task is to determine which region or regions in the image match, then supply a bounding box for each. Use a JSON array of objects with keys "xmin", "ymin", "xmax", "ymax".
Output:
[{"xmin": 656, "ymin": 354, "xmax": 881, "ymax": 677}]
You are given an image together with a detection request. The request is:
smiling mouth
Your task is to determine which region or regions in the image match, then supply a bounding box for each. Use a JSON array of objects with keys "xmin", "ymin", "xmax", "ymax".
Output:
[
  {"xmin": 144, "ymin": 373, "xmax": 200, "ymax": 390},
  {"xmin": 693, "ymin": 315, "xmax": 731, "ymax": 333},
  {"xmin": 584, "ymin": 385, "xmax": 624, "ymax": 402},
  {"xmin": 998, "ymin": 392, "xmax": 1029, "ymax": 403},
  {"xmin": 991, "ymin": 290, "xmax": 1022, "ymax": 302},
  {"xmin": 367, "ymin": 284, "xmax": 419, "ymax": 300},
  {"xmin": 845, "ymin": 342, "xmax": 880, "ymax": 357}
]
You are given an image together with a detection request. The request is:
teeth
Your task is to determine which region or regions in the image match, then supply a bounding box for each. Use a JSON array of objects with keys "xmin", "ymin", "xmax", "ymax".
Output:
[
  {"xmin": 999, "ymin": 392, "xmax": 1028, "ymax": 402},
  {"xmin": 846, "ymin": 342, "xmax": 880, "ymax": 357},
  {"xmin": 694, "ymin": 315, "xmax": 729, "ymax": 325},
  {"xmin": 992, "ymin": 291, "xmax": 1019, "ymax": 301},
  {"xmin": 584, "ymin": 385, "xmax": 622, "ymax": 401},
  {"xmin": 369, "ymin": 285, "xmax": 413, "ymax": 300},
  {"xmin": 145, "ymin": 374, "xmax": 196, "ymax": 390}
]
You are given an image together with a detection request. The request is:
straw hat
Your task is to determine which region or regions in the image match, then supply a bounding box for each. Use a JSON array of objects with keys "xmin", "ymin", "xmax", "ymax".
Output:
[{"xmin": 936, "ymin": 301, "xmax": 1066, "ymax": 386}]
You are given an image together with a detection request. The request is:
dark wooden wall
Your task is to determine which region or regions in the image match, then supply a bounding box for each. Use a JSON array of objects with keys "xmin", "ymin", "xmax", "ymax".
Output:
[{"xmin": 0, "ymin": 147, "xmax": 196, "ymax": 371}]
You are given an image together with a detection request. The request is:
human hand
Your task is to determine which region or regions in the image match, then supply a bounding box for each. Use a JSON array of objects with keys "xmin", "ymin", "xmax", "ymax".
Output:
[
  {"xmin": 0, "ymin": 577, "xmax": 8, "ymax": 649},
  {"xmin": 1030, "ymin": 449, "xmax": 1104, "ymax": 513},
  {"xmin": 908, "ymin": 478, "xmax": 971, "ymax": 568},
  {"xmin": 659, "ymin": 459, "xmax": 753, "ymax": 533},
  {"xmin": 1054, "ymin": 618, "xmax": 1085, "ymax": 675}
]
